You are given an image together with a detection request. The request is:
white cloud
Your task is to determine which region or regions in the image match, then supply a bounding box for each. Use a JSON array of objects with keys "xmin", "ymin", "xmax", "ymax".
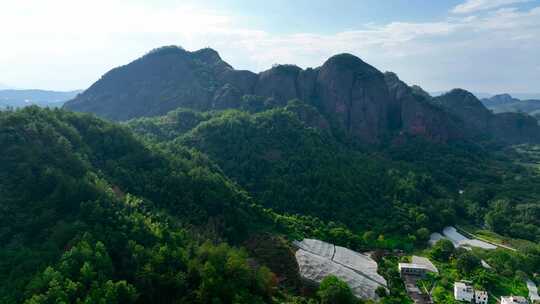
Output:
[
  {"xmin": 0, "ymin": 1, "xmax": 231, "ymax": 35},
  {"xmin": 0, "ymin": 1, "xmax": 539, "ymax": 93},
  {"xmin": 451, "ymin": 0, "xmax": 531, "ymax": 14}
]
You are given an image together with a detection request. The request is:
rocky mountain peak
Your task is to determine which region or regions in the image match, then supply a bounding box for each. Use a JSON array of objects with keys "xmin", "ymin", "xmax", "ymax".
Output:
[
  {"xmin": 434, "ymin": 88, "xmax": 492, "ymax": 133},
  {"xmin": 63, "ymin": 46, "xmax": 540, "ymax": 145},
  {"xmin": 436, "ymin": 89, "xmax": 490, "ymax": 113},
  {"xmin": 482, "ymin": 93, "xmax": 520, "ymax": 106},
  {"xmin": 410, "ymin": 85, "xmax": 432, "ymax": 101},
  {"xmin": 192, "ymin": 47, "xmax": 230, "ymax": 67},
  {"xmin": 316, "ymin": 53, "xmax": 390, "ymax": 143}
]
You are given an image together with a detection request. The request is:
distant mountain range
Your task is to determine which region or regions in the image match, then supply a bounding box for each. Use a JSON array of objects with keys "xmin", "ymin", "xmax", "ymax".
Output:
[
  {"xmin": 432, "ymin": 91, "xmax": 540, "ymax": 100},
  {"xmin": 64, "ymin": 45, "xmax": 540, "ymax": 145},
  {"xmin": 482, "ymin": 94, "xmax": 540, "ymax": 121},
  {"xmin": 0, "ymin": 89, "xmax": 82, "ymax": 109}
]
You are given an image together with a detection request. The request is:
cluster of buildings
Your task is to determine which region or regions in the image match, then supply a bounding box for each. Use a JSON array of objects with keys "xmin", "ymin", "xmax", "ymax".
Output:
[
  {"xmin": 454, "ymin": 281, "xmax": 488, "ymax": 304},
  {"xmin": 454, "ymin": 281, "xmax": 532, "ymax": 304}
]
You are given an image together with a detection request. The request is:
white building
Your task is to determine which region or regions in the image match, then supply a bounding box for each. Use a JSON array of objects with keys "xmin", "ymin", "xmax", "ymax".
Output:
[
  {"xmin": 398, "ymin": 263, "xmax": 429, "ymax": 277},
  {"xmin": 454, "ymin": 281, "xmax": 474, "ymax": 302},
  {"xmin": 475, "ymin": 290, "xmax": 488, "ymax": 304},
  {"xmin": 501, "ymin": 296, "xmax": 529, "ymax": 304}
]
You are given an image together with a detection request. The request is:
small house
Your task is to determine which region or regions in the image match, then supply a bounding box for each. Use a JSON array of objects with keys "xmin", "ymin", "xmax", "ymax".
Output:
[
  {"xmin": 398, "ymin": 263, "xmax": 429, "ymax": 277},
  {"xmin": 501, "ymin": 296, "xmax": 529, "ymax": 304},
  {"xmin": 454, "ymin": 281, "xmax": 474, "ymax": 302},
  {"xmin": 475, "ymin": 290, "xmax": 488, "ymax": 304}
]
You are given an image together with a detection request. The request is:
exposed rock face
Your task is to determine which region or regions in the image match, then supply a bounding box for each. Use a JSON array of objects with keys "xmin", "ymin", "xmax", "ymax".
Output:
[
  {"xmin": 65, "ymin": 46, "xmax": 232, "ymax": 120},
  {"xmin": 385, "ymin": 73, "xmax": 461, "ymax": 142},
  {"xmin": 434, "ymin": 89, "xmax": 493, "ymax": 134},
  {"xmin": 410, "ymin": 85, "xmax": 432, "ymax": 101},
  {"xmin": 64, "ymin": 45, "xmax": 539, "ymax": 144},
  {"xmin": 297, "ymin": 68, "xmax": 319, "ymax": 102},
  {"xmin": 433, "ymin": 89, "xmax": 540, "ymax": 143},
  {"xmin": 315, "ymin": 54, "xmax": 391, "ymax": 143},
  {"xmin": 218, "ymin": 69, "xmax": 258, "ymax": 95},
  {"xmin": 254, "ymin": 65, "xmax": 302, "ymax": 106},
  {"xmin": 212, "ymin": 84, "xmax": 243, "ymax": 109}
]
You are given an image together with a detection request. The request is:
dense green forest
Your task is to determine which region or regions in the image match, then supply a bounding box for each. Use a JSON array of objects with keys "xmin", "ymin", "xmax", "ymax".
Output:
[
  {"xmin": 128, "ymin": 101, "xmax": 540, "ymax": 244},
  {"xmin": 0, "ymin": 107, "xmax": 284, "ymax": 303},
  {"xmin": 2, "ymin": 104, "xmax": 540, "ymax": 303}
]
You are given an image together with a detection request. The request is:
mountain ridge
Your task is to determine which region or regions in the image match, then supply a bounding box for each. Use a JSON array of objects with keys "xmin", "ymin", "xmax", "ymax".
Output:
[
  {"xmin": 0, "ymin": 89, "xmax": 81, "ymax": 109},
  {"xmin": 64, "ymin": 45, "xmax": 540, "ymax": 144},
  {"xmin": 482, "ymin": 93, "xmax": 540, "ymax": 121}
]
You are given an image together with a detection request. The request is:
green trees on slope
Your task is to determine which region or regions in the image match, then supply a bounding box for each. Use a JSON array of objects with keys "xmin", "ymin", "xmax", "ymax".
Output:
[
  {"xmin": 317, "ymin": 276, "xmax": 357, "ymax": 304},
  {"xmin": 0, "ymin": 107, "xmax": 277, "ymax": 303}
]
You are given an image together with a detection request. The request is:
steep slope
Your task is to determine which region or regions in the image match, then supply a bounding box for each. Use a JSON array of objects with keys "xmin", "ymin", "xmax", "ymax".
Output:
[
  {"xmin": 131, "ymin": 103, "xmax": 482, "ymax": 237},
  {"xmin": 0, "ymin": 107, "xmax": 282, "ymax": 303},
  {"xmin": 314, "ymin": 54, "xmax": 394, "ymax": 143},
  {"xmin": 434, "ymin": 89, "xmax": 493, "ymax": 134},
  {"xmin": 129, "ymin": 101, "xmax": 540, "ymax": 244},
  {"xmin": 384, "ymin": 72, "xmax": 462, "ymax": 142},
  {"xmin": 64, "ymin": 46, "xmax": 455, "ymax": 144},
  {"xmin": 64, "ymin": 46, "xmax": 256, "ymax": 120},
  {"xmin": 65, "ymin": 45, "xmax": 539, "ymax": 145},
  {"xmin": 434, "ymin": 89, "xmax": 540, "ymax": 143},
  {"xmin": 482, "ymin": 94, "xmax": 540, "ymax": 119}
]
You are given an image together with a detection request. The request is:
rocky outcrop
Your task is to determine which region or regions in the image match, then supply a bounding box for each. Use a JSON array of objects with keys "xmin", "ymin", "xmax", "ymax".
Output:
[
  {"xmin": 218, "ymin": 69, "xmax": 258, "ymax": 95},
  {"xmin": 212, "ymin": 84, "xmax": 243, "ymax": 109},
  {"xmin": 385, "ymin": 73, "xmax": 461, "ymax": 142},
  {"xmin": 297, "ymin": 68, "xmax": 319, "ymax": 102},
  {"xmin": 64, "ymin": 46, "xmax": 232, "ymax": 120},
  {"xmin": 410, "ymin": 85, "xmax": 432, "ymax": 101},
  {"xmin": 64, "ymin": 45, "xmax": 539, "ymax": 145},
  {"xmin": 433, "ymin": 89, "xmax": 540, "ymax": 143},
  {"xmin": 254, "ymin": 65, "xmax": 302, "ymax": 106},
  {"xmin": 315, "ymin": 54, "xmax": 391, "ymax": 143},
  {"xmin": 434, "ymin": 89, "xmax": 493, "ymax": 134}
]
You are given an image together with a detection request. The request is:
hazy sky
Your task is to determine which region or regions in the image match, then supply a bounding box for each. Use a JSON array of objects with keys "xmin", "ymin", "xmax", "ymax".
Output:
[{"xmin": 1, "ymin": 0, "xmax": 539, "ymax": 94}]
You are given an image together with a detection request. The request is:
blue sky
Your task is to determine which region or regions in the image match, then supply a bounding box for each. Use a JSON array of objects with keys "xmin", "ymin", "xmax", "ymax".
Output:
[{"xmin": 0, "ymin": 0, "xmax": 539, "ymax": 95}]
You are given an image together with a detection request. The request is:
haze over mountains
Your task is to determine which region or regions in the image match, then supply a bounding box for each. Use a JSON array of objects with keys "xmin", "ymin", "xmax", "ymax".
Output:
[
  {"xmin": 64, "ymin": 46, "xmax": 540, "ymax": 145},
  {"xmin": 482, "ymin": 94, "xmax": 540, "ymax": 121},
  {"xmin": 0, "ymin": 89, "xmax": 81, "ymax": 109}
]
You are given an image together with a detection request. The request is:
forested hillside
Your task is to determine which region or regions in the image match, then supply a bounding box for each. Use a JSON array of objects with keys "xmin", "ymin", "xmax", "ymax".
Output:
[
  {"xmin": 4, "ymin": 45, "xmax": 540, "ymax": 303},
  {"xmin": 128, "ymin": 100, "xmax": 540, "ymax": 245},
  {"xmin": 128, "ymin": 99, "xmax": 540, "ymax": 302},
  {"xmin": 3, "ymin": 101, "xmax": 540, "ymax": 303},
  {"xmin": 0, "ymin": 107, "xmax": 293, "ymax": 303}
]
